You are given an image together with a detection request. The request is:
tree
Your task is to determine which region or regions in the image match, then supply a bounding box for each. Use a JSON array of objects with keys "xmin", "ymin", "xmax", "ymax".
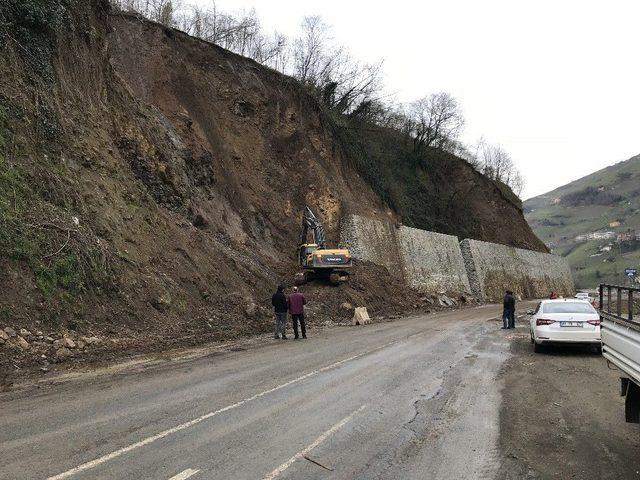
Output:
[
  {"xmin": 475, "ymin": 141, "xmax": 525, "ymax": 197},
  {"xmin": 407, "ymin": 92, "xmax": 464, "ymax": 153}
]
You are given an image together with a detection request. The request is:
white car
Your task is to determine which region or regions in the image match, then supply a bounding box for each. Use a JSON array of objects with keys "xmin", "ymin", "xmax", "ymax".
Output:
[
  {"xmin": 575, "ymin": 292, "xmax": 592, "ymax": 302},
  {"xmin": 529, "ymin": 299, "xmax": 601, "ymax": 353}
]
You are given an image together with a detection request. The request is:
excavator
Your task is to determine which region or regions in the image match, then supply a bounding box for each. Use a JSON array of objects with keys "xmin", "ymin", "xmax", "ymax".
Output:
[{"xmin": 295, "ymin": 206, "xmax": 352, "ymax": 285}]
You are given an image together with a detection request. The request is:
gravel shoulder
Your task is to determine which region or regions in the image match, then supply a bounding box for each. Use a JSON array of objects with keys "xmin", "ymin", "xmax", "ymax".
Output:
[{"xmin": 497, "ymin": 321, "xmax": 640, "ymax": 479}]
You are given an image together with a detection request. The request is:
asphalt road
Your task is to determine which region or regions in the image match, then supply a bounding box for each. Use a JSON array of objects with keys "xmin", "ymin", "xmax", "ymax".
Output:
[{"xmin": 1, "ymin": 304, "xmax": 523, "ymax": 480}]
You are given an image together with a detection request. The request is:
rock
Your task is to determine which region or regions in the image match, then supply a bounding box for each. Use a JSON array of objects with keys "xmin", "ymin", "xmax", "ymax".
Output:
[
  {"xmin": 19, "ymin": 328, "xmax": 32, "ymax": 337},
  {"xmin": 4, "ymin": 327, "xmax": 16, "ymax": 338},
  {"xmin": 244, "ymin": 302, "xmax": 257, "ymax": 317},
  {"xmin": 45, "ymin": 336, "xmax": 55, "ymax": 343},
  {"xmin": 0, "ymin": 330, "xmax": 8, "ymax": 341},
  {"xmin": 55, "ymin": 347, "xmax": 73, "ymax": 361},
  {"xmin": 460, "ymin": 294, "xmax": 476, "ymax": 304},
  {"xmin": 81, "ymin": 336, "xmax": 101, "ymax": 345},
  {"xmin": 340, "ymin": 302, "xmax": 353, "ymax": 312},
  {"xmin": 40, "ymin": 367, "xmax": 49, "ymax": 373},
  {"xmin": 352, "ymin": 307, "xmax": 371, "ymax": 326},
  {"xmin": 60, "ymin": 336, "xmax": 76, "ymax": 349},
  {"xmin": 151, "ymin": 293, "xmax": 172, "ymax": 312},
  {"xmin": 438, "ymin": 295, "xmax": 456, "ymax": 307},
  {"xmin": 76, "ymin": 340, "xmax": 86, "ymax": 350},
  {"xmin": 16, "ymin": 336, "xmax": 30, "ymax": 350}
]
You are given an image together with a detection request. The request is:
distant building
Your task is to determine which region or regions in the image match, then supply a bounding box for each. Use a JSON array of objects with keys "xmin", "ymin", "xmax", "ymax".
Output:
[{"xmin": 575, "ymin": 231, "xmax": 616, "ymax": 242}]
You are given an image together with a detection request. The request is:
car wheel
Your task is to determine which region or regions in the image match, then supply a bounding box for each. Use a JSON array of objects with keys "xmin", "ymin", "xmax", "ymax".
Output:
[{"xmin": 534, "ymin": 341, "xmax": 544, "ymax": 353}]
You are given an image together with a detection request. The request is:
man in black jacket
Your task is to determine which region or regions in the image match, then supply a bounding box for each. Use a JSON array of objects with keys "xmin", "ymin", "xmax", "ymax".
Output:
[
  {"xmin": 271, "ymin": 285, "xmax": 288, "ymax": 339},
  {"xmin": 502, "ymin": 290, "xmax": 516, "ymax": 329}
]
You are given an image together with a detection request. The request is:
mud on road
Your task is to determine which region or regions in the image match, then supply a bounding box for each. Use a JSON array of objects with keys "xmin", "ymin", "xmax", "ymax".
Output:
[{"xmin": 497, "ymin": 322, "xmax": 640, "ymax": 480}]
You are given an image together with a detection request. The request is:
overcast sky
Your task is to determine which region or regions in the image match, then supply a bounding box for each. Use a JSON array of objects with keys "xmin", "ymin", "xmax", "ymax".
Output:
[{"xmin": 192, "ymin": 0, "xmax": 639, "ymax": 199}]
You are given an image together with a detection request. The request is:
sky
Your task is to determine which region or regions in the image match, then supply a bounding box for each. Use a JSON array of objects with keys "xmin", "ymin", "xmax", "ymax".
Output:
[{"xmin": 191, "ymin": 0, "xmax": 640, "ymax": 199}]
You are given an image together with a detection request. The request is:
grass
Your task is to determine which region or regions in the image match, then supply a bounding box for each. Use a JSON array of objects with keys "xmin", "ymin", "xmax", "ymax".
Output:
[
  {"xmin": 0, "ymin": 102, "xmax": 111, "ymax": 299},
  {"xmin": 525, "ymin": 155, "xmax": 640, "ymax": 288}
]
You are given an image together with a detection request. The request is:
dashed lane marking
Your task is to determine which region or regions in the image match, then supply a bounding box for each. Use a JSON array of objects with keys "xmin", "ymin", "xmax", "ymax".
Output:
[
  {"xmin": 261, "ymin": 405, "xmax": 366, "ymax": 480},
  {"xmin": 46, "ymin": 342, "xmax": 395, "ymax": 480},
  {"xmin": 167, "ymin": 469, "xmax": 200, "ymax": 480}
]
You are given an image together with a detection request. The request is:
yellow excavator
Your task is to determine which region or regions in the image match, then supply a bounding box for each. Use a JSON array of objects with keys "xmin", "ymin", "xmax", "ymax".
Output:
[{"xmin": 295, "ymin": 206, "xmax": 352, "ymax": 285}]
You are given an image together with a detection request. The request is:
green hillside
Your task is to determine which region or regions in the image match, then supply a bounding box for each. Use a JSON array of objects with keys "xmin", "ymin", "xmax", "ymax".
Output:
[{"xmin": 524, "ymin": 154, "xmax": 640, "ymax": 289}]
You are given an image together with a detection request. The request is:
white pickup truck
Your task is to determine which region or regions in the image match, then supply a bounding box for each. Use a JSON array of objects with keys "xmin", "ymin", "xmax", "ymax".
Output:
[{"xmin": 600, "ymin": 284, "xmax": 640, "ymax": 423}]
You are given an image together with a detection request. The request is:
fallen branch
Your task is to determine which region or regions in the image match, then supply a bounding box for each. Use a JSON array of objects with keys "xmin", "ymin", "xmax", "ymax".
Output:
[
  {"xmin": 303, "ymin": 455, "xmax": 334, "ymax": 471},
  {"xmin": 43, "ymin": 229, "xmax": 71, "ymax": 259}
]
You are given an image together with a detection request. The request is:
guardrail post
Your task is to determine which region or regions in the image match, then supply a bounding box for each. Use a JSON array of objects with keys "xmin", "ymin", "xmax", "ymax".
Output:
[
  {"xmin": 607, "ymin": 285, "xmax": 612, "ymax": 313},
  {"xmin": 630, "ymin": 290, "xmax": 634, "ymax": 322},
  {"xmin": 617, "ymin": 287, "xmax": 623, "ymax": 317},
  {"xmin": 599, "ymin": 284, "xmax": 604, "ymax": 311}
]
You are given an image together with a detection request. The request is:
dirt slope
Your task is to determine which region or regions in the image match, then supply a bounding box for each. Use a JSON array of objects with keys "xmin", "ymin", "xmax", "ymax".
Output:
[{"xmin": 0, "ymin": 1, "xmax": 542, "ymax": 383}]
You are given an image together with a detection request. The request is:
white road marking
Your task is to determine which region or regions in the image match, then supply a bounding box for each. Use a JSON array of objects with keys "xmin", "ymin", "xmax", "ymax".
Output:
[
  {"xmin": 168, "ymin": 468, "xmax": 200, "ymax": 480},
  {"xmin": 261, "ymin": 405, "xmax": 366, "ymax": 480},
  {"xmin": 46, "ymin": 344, "xmax": 394, "ymax": 480}
]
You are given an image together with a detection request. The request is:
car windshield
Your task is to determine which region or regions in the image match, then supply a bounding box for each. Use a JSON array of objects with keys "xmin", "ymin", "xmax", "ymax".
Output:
[{"xmin": 543, "ymin": 302, "xmax": 596, "ymax": 314}]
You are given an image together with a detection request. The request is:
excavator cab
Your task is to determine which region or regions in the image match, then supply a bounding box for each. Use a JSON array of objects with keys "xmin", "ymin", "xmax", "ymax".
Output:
[{"xmin": 296, "ymin": 207, "xmax": 352, "ymax": 285}]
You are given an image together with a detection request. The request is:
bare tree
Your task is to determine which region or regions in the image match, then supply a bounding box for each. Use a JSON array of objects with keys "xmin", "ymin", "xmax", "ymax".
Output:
[
  {"xmin": 475, "ymin": 142, "xmax": 525, "ymax": 197},
  {"xmin": 290, "ymin": 16, "xmax": 383, "ymax": 114},
  {"xmin": 406, "ymin": 92, "xmax": 464, "ymax": 153}
]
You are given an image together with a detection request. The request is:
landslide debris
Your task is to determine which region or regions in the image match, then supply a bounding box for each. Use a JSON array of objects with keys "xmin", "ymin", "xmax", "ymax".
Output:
[{"xmin": 0, "ymin": 1, "xmax": 541, "ymax": 384}]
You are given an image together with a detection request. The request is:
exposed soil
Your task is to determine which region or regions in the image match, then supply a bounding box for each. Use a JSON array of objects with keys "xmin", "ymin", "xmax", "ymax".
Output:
[
  {"xmin": 497, "ymin": 325, "xmax": 640, "ymax": 479},
  {"xmin": 0, "ymin": 1, "xmax": 541, "ymax": 385}
]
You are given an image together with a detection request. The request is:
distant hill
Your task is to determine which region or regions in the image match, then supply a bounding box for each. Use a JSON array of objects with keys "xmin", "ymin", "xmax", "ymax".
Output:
[{"xmin": 525, "ymin": 154, "xmax": 640, "ymax": 288}]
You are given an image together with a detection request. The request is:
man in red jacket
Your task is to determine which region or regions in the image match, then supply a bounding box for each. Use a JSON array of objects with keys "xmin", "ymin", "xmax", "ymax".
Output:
[{"xmin": 288, "ymin": 286, "xmax": 307, "ymax": 339}]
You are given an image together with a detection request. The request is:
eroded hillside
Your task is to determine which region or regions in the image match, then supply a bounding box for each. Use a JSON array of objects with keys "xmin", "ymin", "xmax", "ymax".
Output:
[{"xmin": 0, "ymin": 0, "xmax": 543, "ymax": 382}]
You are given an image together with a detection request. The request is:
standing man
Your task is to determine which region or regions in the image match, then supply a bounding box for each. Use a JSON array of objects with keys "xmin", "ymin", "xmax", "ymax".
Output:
[
  {"xmin": 502, "ymin": 290, "xmax": 515, "ymax": 330},
  {"xmin": 271, "ymin": 285, "xmax": 288, "ymax": 340},
  {"xmin": 288, "ymin": 286, "xmax": 307, "ymax": 339}
]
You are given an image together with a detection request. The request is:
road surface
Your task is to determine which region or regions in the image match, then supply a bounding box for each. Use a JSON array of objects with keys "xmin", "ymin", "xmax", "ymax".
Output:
[{"xmin": 3, "ymin": 302, "xmax": 635, "ymax": 480}]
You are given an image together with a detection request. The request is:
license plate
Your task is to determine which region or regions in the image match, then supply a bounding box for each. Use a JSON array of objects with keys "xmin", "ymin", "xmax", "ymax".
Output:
[{"xmin": 560, "ymin": 321, "xmax": 582, "ymax": 327}]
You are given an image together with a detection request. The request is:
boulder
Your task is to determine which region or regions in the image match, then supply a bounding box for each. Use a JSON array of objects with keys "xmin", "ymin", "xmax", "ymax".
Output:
[
  {"xmin": 340, "ymin": 302, "xmax": 353, "ymax": 312},
  {"xmin": 60, "ymin": 336, "xmax": 76, "ymax": 349},
  {"xmin": 352, "ymin": 307, "xmax": 371, "ymax": 326},
  {"xmin": 244, "ymin": 301, "xmax": 257, "ymax": 317},
  {"xmin": 16, "ymin": 336, "xmax": 30, "ymax": 350},
  {"xmin": 4, "ymin": 326, "xmax": 16, "ymax": 338},
  {"xmin": 438, "ymin": 295, "xmax": 456, "ymax": 307},
  {"xmin": 19, "ymin": 328, "xmax": 32, "ymax": 337},
  {"xmin": 81, "ymin": 336, "xmax": 101, "ymax": 345},
  {"xmin": 55, "ymin": 347, "xmax": 73, "ymax": 361},
  {"xmin": 0, "ymin": 330, "xmax": 8, "ymax": 341},
  {"xmin": 151, "ymin": 293, "xmax": 172, "ymax": 312}
]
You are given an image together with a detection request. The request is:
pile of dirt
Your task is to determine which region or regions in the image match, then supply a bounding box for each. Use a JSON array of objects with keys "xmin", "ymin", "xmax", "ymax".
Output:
[{"xmin": 0, "ymin": 1, "xmax": 540, "ymax": 385}]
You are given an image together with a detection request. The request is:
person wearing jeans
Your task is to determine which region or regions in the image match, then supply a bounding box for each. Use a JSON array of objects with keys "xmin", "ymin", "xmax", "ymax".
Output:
[
  {"xmin": 502, "ymin": 290, "xmax": 515, "ymax": 329},
  {"xmin": 271, "ymin": 285, "xmax": 288, "ymax": 339},
  {"xmin": 288, "ymin": 286, "xmax": 307, "ymax": 339}
]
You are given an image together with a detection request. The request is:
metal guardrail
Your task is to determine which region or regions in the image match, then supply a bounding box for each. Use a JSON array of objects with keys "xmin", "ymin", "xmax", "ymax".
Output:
[{"xmin": 599, "ymin": 283, "xmax": 639, "ymax": 323}]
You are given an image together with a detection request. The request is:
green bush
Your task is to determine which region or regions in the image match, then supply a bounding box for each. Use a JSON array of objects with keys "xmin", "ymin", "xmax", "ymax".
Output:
[{"xmin": 0, "ymin": 0, "xmax": 70, "ymax": 79}]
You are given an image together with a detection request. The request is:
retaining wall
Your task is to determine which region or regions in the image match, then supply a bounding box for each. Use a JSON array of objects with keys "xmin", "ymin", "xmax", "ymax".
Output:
[
  {"xmin": 340, "ymin": 214, "xmax": 574, "ymax": 301},
  {"xmin": 459, "ymin": 239, "xmax": 574, "ymax": 302},
  {"xmin": 339, "ymin": 214, "xmax": 401, "ymax": 276},
  {"xmin": 397, "ymin": 226, "xmax": 471, "ymax": 294}
]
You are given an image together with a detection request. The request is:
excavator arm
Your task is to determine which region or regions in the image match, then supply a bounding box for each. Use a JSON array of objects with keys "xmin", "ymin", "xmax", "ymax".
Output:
[{"xmin": 300, "ymin": 206, "xmax": 326, "ymax": 248}]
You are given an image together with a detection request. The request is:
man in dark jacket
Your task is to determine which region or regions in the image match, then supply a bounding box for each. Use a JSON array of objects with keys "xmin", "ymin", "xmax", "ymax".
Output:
[
  {"xmin": 271, "ymin": 285, "xmax": 288, "ymax": 339},
  {"xmin": 502, "ymin": 290, "xmax": 516, "ymax": 329},
  {"xmin": 288, "ymin": 286, "xmax": 307, "ymax": 339}
]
